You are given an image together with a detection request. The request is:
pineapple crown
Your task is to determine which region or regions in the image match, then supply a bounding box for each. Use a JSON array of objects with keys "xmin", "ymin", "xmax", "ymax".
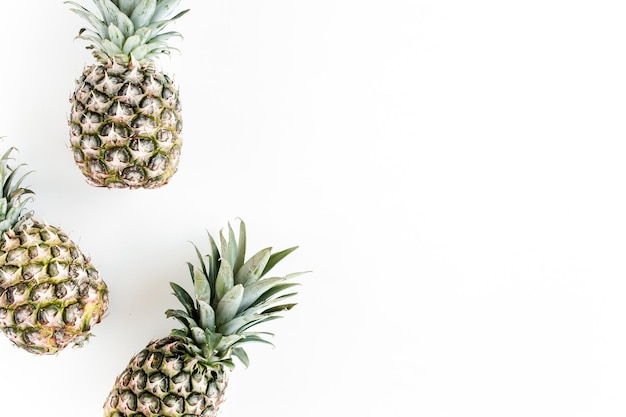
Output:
[
  {"xmin": 66, "ymin": 0, "xmax": 189, "ymax": 64},
  {"xmin": 0, "ymin": 146, "xmax": 34, "ymax": 236},
  {"xmin": 166, "ymin": 220, "xmax": 307, "ymax": 370}
]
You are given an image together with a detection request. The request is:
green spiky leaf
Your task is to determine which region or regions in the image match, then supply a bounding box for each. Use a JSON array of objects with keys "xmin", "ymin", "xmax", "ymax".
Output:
[
  {"xmin": 215, "ymin": 284, "xmax": 244, "ymax": 326},
  {"xmin": 130, "ymin": 0, "xmax": 157, "ymax": 28},
  {"xmin": 217, "ymin": 314, "xmax": 266, "ymax": 335},
  {"xmin": 204, "ymin": 332, "xmax": 222, "ymax": 353},
  {"xmin": 220, "ymin": 228, "xmax": 237, "ymax": 270},
  {"xmin": 239, "ymin": 277, "xmax": 286, "ymax": 312},
  {"xmin": 113, "ymin": 0, "xmax": 135, "ymax": 15},
  {"xmin": 193, "ymin": 267, "xmax": 211, "ymax": 304},
  {"xmin": 191, "ymin": 242, "xmax": 208, "ymax": 282},
  {"xmin": 234, "ymin": 247, "xmax": 272, "ymax": 286},
  {"xmin": 233, "ymin": 219, "xmax": 247, "ymax": 271},
  {"xmin": 240, "ymin": 284, "xmax": 300, "ymax": 315},
  {"xmin": 170, "ymin": 282, "xmax": 195, "ymax": 317},
  {"xmin": 122, "ymin": 27, "xmax": 152, "ymax": 54},
  {"xmin": 232, "ymin": 347, "xmax": 249, "ymax": 367},
  {"xmin": 165, "ymin": 309, "xmax": 197, "ymax": 329},
  {"xmin": 206, "ymin": 231, "xmax": 220, "ymax": 286},
  {"xmin": 197, "ymin": 300, "xmax": 215, "ymax": 332},
  {"xmin": 107, "ymin": 23, "xmax": 125, "ymax": 48},
  {"xmin": 215, "ymin": 259, "xmax": 234, "ymax": 300},
  {"xmin": 262, "ymin": 246, "xmax": 299, "ymax": 277},
  {"xmin": 239, "ymin": 333, "xmax": 275, "ymax": 346},
  {"xmin": 65, "ymin": 2, "xmax": 108, "ymax": 38},
  {"xmin": 263, "ymin": 303, "xmax": 297, "ymax": 314},
  {"xmin": 216, "ymin": 334, "xmax": 245, "ymax": 353},
  {"xmin": 237, "ymin": 316, "xmax": 281, "ymax": 334},
  {"xmin": 191, "ymin": 327, "xmax": 206, "ymax": 346},
  {"xmin": 153, "ymin": 0, "xmax": 181, "ymax": 21}
]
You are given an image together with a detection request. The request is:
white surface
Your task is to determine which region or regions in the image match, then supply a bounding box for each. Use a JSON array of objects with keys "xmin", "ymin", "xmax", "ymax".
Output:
[{"xmin": 1, "ymin": 0, "xmax": 626, "ymax": 415}]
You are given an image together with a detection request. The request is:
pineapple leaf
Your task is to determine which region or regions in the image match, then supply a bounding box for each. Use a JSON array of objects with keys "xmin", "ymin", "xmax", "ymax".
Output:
[
  {"xmin": 130, "ymin": 0, "xmax": 157, "ymax": 28},
  {"xmin": 170, "ymin": 328, "xmax": 188, "ymax": 338},
  {"xmin": 134, "ymin": 26, "xmax": 153, "ymax": 43},
  {"xmin": 240, "ymin": 332, "xmax": 276, "ymax": 346},
  {"xmin": 10, "ymin": 169, "xmax": 34, "ymax": 195},
  {"xmin": 243, "ymin": 331, "xmax": 275, "ymax": 340},
  {"xmin": 143, "ymin": 44, "xmax": 175, "ymax": 60},
  {"xmin": 65, "ymin": 2, "xmax": 108, "ymax": 38},
  {"xmin": 153, "ymin": 0, "xmax": 182, "ymax": 21},
  {"xmin": 234, "ymin": 247, "xmax": 272, "ymax": 286},
  {"xmin": 165, "ymin": 308, "xmax": 193, "ymax": 321},
  {"xmin": 165, "ymin": 308, "xmax": 198, "ymax": 329},
  {"xmin": 197, "ymin": 300, "xmax": 215, "ymax": 332},
  {"xmin": 241, "ymin": 292, "xmax": 298, "ymax": 316},
  {"xmin": 186, "ymin": 262, "xmax": 195, "ymax": 283},
  {"xmin": 101, "ymin": 38, "xmax": 124, "ymax": 55},
  {"xmin": 263, "ymin": 303, "xmax": 297, "ymax": 314},
  {"xmin": 234, "ymin": 219, "xmax": 247, "ymax": 272},
  {"xmin": 237, "ymin": 316, "xmax": 281, "ymax": 334},
  {"xmin": 92, "ymin": 0, "xmax": 128, "ymax": 29},
  {"xmin": 244, "ymin": 283, "xmax": 300, "ymax": 312},
  {"xmin": 215, "ymin": 258, "xmax": 234, "ymax": 300},
  {"xmin": 227, "ymin": 221, "xmax": 237, "ymax": 242},
  {"xmin": 3, "ymin": 198, "xmax": 32, "ymax": 225},
  {"xmin": 113, "ymin": 0, "xmax": 135, "ymax": 16},
  {"xmin": 285, "ymin": 271, "xmax": 312, "ymax": 280},
  {"xmin": 191, "ymin": 327, "xmax": 205, "ymax": 346},
  {"xmin": 232, "ymin": 347, "xmax": 250, "ymax": 367},
  {"xmin": 3, "ymin": 164, "xmax": 32, "ymax": 198},
  {"xmin": 215, "ymin": 284, "xmax": 244, "ymax": 326},
  {"xmin": 114, "ymin": 10, "xmax": 135, "ymax": 37},
  {"xmin": 127, "ymin": 44, "xmax": 150, "ymax": 60},
  {"xmin": 221, "ymin": 358, "xmax": 236, "ymax": 370},
  {"xmin": 0, "ymin": 146, "xmax": 15, "ymax": 163},
  {"xmin": 191, "ymin": 242, "xmax": 208, "ymax": 281},
  {"xmin": 220, "ymin": 228, "xmax": 237, "ymax": 270},
  {"xmin": 122, "ymin": 28, "xmax": 152, "ymax": 54},
  {"xmin": 75, "ymin": 31, "xmax": 107, "ymax": 48},
  {"xmin": 217, "ymin": 314, "xmax": 265, "ymax": 335},
  {"xmin": 263, "ymin": 282, "xmax": 301, "ymax": 298},
  {"xmin": 204, "ymin": 331, "xmax": 222, "ymax": 353},
  {"xmin": 216, "ymin": 334, "xmax": 245, "ymax": 353},
  {"xmin": 262, "ymin": 246, "xmax": 299, "ymax": 277},
  {"xmin": 206, "ymin": 230, "xmax": 220, "ymax": 285},
  {"xmin": 107, "ymin": 23, "xmax": 126, "ymax": 48},
  {"xmin": 170, "ymin": 282, "xmax": 195, "ymax": 317},
  {"xmin": 193, "ymin": 267, "xmax": 211, "ymax": 304},
  {"xmin": 238, "ymin": 277, "xmax": 286, "ymax": 313}
]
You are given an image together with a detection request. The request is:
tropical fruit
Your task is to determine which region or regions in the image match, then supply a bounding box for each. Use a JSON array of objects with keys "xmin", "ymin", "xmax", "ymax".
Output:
[
  {"xmin": 0, "ymin": 146, "xmax": 109, "ymax": 354},
  {"xmin": 104, "ymin": 220, "xmax": 306, "ymax": 416},
  {"xmin": 67, "ymin": 0, "xmax": 188, "ymax": 188}
]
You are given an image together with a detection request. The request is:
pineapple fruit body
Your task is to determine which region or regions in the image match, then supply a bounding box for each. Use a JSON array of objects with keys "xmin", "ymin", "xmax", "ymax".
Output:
[
  {"xmin": 0, "ymin": 221, "xmax": 109, "ymax": 354},
  {"xmin": 70, "ymin": 61, "xmax": 182, "ymax": 189},
  {"xmin": 104, "ymin": 336, "xmax": 228, "ymax": 417}
]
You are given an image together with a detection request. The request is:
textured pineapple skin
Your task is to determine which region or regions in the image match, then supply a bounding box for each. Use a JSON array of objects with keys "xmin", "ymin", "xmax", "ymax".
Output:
[
  {"xmin": 104, "ymin": 336, "xmax": 228, "ymax": 417},
  {"xmin": 70, "ymin": 61, "xmax": 183, "ymax": 189},
  {"xmin": 0, "ymin": 221, "xmax": 109, "ymax": 354}
]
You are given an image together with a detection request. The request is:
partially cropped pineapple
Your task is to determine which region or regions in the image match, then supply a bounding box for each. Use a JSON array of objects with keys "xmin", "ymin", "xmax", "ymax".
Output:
[
  {"xmin": 66, "ymin": 0, "xmax": 188, "ymax": 189},
  {"xmin": 104, "ymin": 220, "xmax": 306, "ymax": 416},
  {"xmin": 0, "ymin": 146, "xmax": 109, "ymax": 354}
]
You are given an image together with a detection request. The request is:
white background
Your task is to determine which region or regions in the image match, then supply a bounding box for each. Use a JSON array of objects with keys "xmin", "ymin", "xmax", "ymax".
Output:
[{"xmin": 1, "ymin": 0, "xmax": 626, "ymax": 415}]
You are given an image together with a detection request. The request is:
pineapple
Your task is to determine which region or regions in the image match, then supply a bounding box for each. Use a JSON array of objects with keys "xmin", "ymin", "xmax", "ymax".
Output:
[
  {"xmin": 66, "ymin": 0, "xmax": 188, "ymax": 189},
  {"xmin": 104, "ymin": 220, "xmax": 306, "ymax": 417},
  {"xmin": 0, "ymin": 146, "xmax": 109, "ymax": 354}
]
